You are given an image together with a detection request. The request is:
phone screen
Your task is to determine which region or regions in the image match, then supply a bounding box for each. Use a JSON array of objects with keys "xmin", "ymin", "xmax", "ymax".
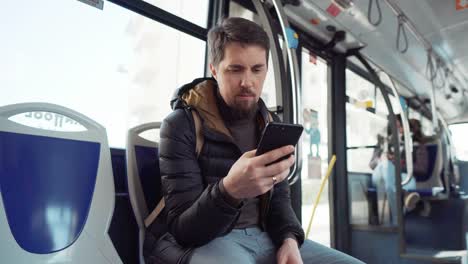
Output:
[{"xmin": 256, "ymin": 122, "xmax": 304, "ymax": 159}]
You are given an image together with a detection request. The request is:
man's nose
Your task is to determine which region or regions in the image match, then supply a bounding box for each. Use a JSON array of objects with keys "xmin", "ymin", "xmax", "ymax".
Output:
[{"xmin": 240, "ymin": 72, "xmax": 254, "ymax": 88}]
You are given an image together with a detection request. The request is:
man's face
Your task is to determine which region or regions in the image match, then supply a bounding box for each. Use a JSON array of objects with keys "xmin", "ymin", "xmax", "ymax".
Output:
[{"xmin": 210, "ymin": 42, "xmax": 267, "ymax": 116}]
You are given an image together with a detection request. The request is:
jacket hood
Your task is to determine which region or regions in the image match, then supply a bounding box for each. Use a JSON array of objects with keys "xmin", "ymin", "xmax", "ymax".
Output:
[{"xmin": 171, "ymin": 77, "xmax": 273, "ymax": 139}]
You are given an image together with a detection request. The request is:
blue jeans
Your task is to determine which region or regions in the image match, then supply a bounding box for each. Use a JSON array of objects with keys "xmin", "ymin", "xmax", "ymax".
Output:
[
  {"xmin": 189, "ymin": 227, "xmax": 364, "ymax": 264},
  {"xmin": 372, "ymin": 160, "xmax": 416, "ymax": 225}
]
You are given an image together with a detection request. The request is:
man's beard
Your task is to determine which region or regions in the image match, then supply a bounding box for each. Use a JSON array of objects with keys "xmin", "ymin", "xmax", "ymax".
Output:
[
  {"xmin": 230, "ymin": 101, "xmax": 258, "ymax": 120},
  {"xmin": 216, "ymin": 86, "xmax": 258, "ymax": 120}
]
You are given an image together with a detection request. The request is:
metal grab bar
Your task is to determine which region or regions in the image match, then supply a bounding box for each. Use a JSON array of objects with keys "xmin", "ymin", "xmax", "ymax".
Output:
[
  {"xmin": 270, "ymin": 0, "xmax": 302, "ymax": 185},
  {"xmin": 387, "ymin": 76, "xmax": 414, "ymax": 186},
  {"xmin": 251, "ymin": 0, "xmax": 302, "ymax": 185}
]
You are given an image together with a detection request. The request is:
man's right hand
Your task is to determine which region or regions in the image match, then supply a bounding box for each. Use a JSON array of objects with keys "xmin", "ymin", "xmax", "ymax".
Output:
[{"xmin": 222, "ymin": 145, "xmax": 295, "ymax": 200}]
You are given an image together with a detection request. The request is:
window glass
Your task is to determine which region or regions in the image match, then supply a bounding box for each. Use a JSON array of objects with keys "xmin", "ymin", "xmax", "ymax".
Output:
[
  {"xmin": 346, "ymin": 69, "xmax": 375, "ymax": 108},
  {"xmin": 346, "ymin": 103, "xmax": 388, "ymax": 173},
  {"xmin": 346, "ymin": 68, "xmax": 401, "ymax": 117},
  {"xmin": 144, "ymin": 0, "xmax": 209, "ymax": 28},
  {"xmin": 229, "ymin": 1, "xmax": 255, "ymax": 19},
  {"xmin": 375, "ymin": 88, "xmax": 389, "ymax": 116},
  {"xmin": 377, "ymin": 71, "xmax": 393, "ymax": 91},
  {"xmin": 0, "ymin": 0, "xmax": 206, "ymax": 148},
  {"xmin": 449, "ymin": 123, "xmax": 468, "ymax": 161},
  {"xmin": 347, "ymin": 56, "xmax": 394, "ymax": 92},
  {"xmin": 346, "ymin": 68, "xmax": 396, "ymax": 227},
  {"xmin": 300, "ymin": 49, "xmax": 330, "ymax": 246}
]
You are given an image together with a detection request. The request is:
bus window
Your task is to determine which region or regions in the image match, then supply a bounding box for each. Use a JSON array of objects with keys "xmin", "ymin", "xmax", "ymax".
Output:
[
  {"xmin": 346, "ymin": 71, "xmax": 389, "ymax": 174},
  {"xmin": 142, "ymin": 0, "xmax": 209, "ymax": 28},
  {"xmin": 346, "ymin": 69, "xmax": 376, "ymax": 109},
  {"xmin": 300, "ymin": 49, "xmax": 330, "ymax": 246},
  {"xmin": 346, "ymin": 70, "xmax": 392, "ymax": 226},
  {"xmin": 449, "ymin": 123, "xmax": 468, "ymax": 161},
  {"xmin": 0, "ymin": 0, "xmax": 206, "ymax": 148},
  {"xmin": 346, "ymin": 105, "xmax": 388, "ymax": 174},
  {"xmin": 229, "ymin": 1, "xmax": 277, "ymax": 108}
]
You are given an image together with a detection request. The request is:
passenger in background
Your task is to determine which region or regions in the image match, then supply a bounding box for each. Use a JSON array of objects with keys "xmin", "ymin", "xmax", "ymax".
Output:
[
  {"xmin": 408, "ymin": 119, "xmax": 430, "ymax": 179},
  {"xmin": 370, "ymin": 115, "xmax": 430, "ymax": 225},
  {"xmin": 144, "ymin": 17, "xmax": 364, "ymax": 264}
]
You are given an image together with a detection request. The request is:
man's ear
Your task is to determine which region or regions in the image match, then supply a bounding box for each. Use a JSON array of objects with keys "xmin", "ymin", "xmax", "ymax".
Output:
[{"xmin": 209, "ymin": 63, "xmax": 217, "ymax": 80}]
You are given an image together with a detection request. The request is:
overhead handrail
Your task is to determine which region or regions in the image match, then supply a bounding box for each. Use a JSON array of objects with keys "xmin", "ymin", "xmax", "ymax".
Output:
[
  {"xmin": 396, "ymin": 15, "xmax": 409, "ymax": 53},
  {"xmin": 425, "ymin": 50, "xmax": 437, "ymax": 81},
  {"xmin": 434, "ymin": 59, "xmax": 447, "ymax": 89},
  {"xmin": 426, "ymin": 50, "xmax": 440, "ymax": 135},
  {"xmin": 368, "ymin": 0, "xmax": 383, "ymax": 26},
  {"xmin": 381, "ymin": 0, "xmax": 468, "ymax": 102}
]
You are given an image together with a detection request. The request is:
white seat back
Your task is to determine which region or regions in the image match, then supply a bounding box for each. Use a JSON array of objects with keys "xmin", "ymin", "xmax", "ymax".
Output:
[
  {"xmin": 126, "ymin": 122, "xmax": 161, "ymax": 264},
  {"xmin": 0, "ymin": 102, "xmax": 121, "ymax": 263}
]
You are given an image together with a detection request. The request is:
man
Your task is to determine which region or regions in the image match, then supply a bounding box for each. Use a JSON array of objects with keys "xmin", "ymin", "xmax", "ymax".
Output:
[{"xmin": 146, "ymin": 17, "xmax": 364, "ymax": 264}]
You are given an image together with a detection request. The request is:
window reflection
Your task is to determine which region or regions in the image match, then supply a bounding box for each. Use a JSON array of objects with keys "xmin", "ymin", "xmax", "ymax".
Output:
[
  {"xmin": 449, "ymin": 123, "xmax": 468, "ymax": 161},
  {"xmin": 300, "ymin": 50, "xmax": 330, "ymax": 246},
  {"xmin": 346, "ymin": 68, "xmax": 398, "ymax": 227},
  {"xmin": 0, "ymin": 0, "xmax": 206, "ymax": 148},
  {"xmin": 45, "ymin": 206, "xmax": 76, "ymax": 251},
  {"xmin": 143, "ymin": 0, "xmax": 209, "ymax": 28}
]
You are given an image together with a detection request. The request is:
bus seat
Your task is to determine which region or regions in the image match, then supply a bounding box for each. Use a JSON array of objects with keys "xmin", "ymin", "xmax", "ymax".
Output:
[
  {"xmin": 0, "ymin": 103, "xmax": 121, "ymax": 263},
  {"xmin": 407, "ymin": 140, "xmax": 447, "ymax": 198},
  {"xmin": 126, "ymin": 122, "xmax": 161, "ymax": 264}
]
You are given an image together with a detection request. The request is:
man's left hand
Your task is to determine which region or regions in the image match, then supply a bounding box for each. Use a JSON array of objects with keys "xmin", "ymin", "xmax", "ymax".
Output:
[{"xmin": 277, "ymin": 238, "xmax": 303, "ymax": 264}]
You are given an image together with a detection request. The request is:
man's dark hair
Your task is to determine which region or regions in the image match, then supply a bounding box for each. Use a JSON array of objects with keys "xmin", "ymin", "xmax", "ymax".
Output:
[{"xmin": 208, "ymin": 17, "xmax": 270, "ymax": 67}]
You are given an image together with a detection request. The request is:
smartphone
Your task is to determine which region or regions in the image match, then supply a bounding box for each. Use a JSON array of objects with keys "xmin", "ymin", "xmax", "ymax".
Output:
[{"xmin": 256, "ymin": 122, "xmax": 304, "ymax": 163}]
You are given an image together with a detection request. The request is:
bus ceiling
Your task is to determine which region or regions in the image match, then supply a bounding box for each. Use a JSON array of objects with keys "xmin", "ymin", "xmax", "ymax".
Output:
[{"xmin": 276, "ymin": 0, "xmax": 468, "ymax": 123}]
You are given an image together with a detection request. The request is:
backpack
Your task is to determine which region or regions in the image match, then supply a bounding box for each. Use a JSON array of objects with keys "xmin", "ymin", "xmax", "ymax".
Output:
[
  {"xmin": 144, "ymin": 109, "xmax": 203, "ymax": 228},
  {"xmin": 143, "ymin": 109, "xmax": 203, "ymax": 264}
]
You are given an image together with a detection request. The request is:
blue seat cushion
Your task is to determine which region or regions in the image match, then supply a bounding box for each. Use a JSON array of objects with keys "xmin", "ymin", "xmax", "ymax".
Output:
[
  {"xmin": 0, "ymin": 131, "xmax": 99, "ymax": 254},
  {"xmin": 134, "ymin": 146, "xmax": 160, "ymax": 212}
]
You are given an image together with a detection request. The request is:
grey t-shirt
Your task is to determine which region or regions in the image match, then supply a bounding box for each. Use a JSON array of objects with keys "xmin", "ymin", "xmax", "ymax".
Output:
[
  {"xmin": 216, "ymin": 88, "xmax": 260, "ymax": 229},
  {"xmin": 226, "ymin": 117, "xmax": 260, "ymax": 228}
]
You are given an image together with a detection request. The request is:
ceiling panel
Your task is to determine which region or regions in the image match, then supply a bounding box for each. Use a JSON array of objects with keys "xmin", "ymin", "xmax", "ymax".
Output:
[
  {"xmin": 427, "ymin": 22, "xmax": 468, "ymax": 60},
  {"xmin": 286, "ymin": 0, "xmax": 466, "ymax": 120},
  {"xmin": 454, "ymin": 56, "xmax": 468, "ymax": 81},
  {"xmin": 423, "ymin": 0, "xmax": 468, "ymax": 28},
  {"xmin": 392, "ymin": 0, "xmax": 442, "ymax": 36},
  {"xmin": 393, "ymin": 0, "xmax": 468, "ymax": 35},
  {"xmin": 285, "ymin": 1, "xmax": 364, "ymax": 50}
]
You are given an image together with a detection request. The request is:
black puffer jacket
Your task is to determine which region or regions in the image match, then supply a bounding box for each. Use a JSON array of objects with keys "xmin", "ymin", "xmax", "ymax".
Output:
[{"xmin": 153, "ymin": 78, "xmax": 304, "ymax": 262}]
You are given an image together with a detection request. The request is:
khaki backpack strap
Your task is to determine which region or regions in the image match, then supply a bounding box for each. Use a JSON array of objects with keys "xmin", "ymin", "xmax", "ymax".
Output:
[
  {"xmin": 144, "ymin": 109, "xmax": 204, "ymax": 228},
  {"xmin": 267, "ymin": 112, "xmax": 273, "ymax": 122},
  {"xmin": 144, "ymin": 198, "xmax": 165, "ymax": 228},
  {"xmin": 192, "ymin": 110, "xmax": 204, "ymax": 157}
]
